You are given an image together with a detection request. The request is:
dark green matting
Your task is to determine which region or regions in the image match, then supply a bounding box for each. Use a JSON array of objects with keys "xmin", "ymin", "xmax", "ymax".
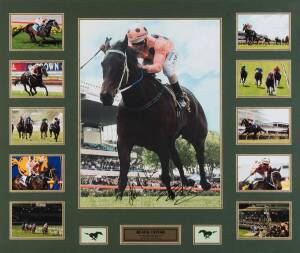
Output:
[{"xmin": 0, "ymin": 0, "xmax": 299, "ymax": 252}]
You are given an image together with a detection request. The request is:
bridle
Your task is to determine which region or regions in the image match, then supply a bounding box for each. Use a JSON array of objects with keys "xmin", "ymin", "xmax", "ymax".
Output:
[{"xmin": 105, "ymin": 49, "xmax": 143, "ymax": 93}]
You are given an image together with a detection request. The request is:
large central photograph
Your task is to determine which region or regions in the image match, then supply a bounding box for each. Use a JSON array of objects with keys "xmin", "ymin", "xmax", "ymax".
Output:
[{"xmin": 79, "ymin": 19, "xmax": 222, "ymax": 208}]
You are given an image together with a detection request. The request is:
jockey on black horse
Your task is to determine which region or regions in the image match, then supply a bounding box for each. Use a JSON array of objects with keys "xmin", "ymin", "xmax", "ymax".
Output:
[{"xmin": 120, "ymin": 24, "xmax": 186, "ymax": 108}]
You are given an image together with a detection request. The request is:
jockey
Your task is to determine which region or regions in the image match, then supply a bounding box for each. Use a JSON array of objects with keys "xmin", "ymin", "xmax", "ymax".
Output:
[
  {"xmin": 127, "ymin": 24, "xmax": 186, "ymax": 108},
  {"xmin": 255, "ymin": 67, "xmax": 263, "ymax": 73},
  {"xmin": 34, "ymin": 17, "xmax": 48, "ymax": 31},
  {"xmin": 19, "ymin": 156, "xmax": 37, "ymax": 186},
  {"xmin": 30, "ymin": 63, "xmax": 42, "ymax": 76},
  {"xmin": 250, "ymin": 157, "xmax": 272, "ymax": 182},
  {"xmin": 274, "ymin": 66, "xmax": 280, "ymax": 73}
]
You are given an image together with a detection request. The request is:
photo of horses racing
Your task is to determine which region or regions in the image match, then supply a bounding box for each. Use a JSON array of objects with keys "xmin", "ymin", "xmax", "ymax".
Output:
[
  {"xmin": 10, "ymin": 14, "xmax": 63, "ymax": 50},
  {"xmin": 10, "ymin": 202, "xmax": 64, "ymax": 239},
  {"xmin": 237, "ymin": 202, "xmax": 291, "ymax": 240},
  {"xmin": 10, "ymin": 107, "xmax": 64, "ymax": 145},
  {"xmin": 237, "ymin": 60, "xmax": 291, "ymax": 97},
  {"xmin": 237, "ymin": 155, "xmax": 291, "ymax": 192},
  {"xmin": 79, "ymin": 19, "xmax": 221, "ymax": 208},
  {"xmin": 10, "ymin": 155, "xmax": 64, "ymax": 192},
  {"xmin": 237, "ymin": 13, "xmax": 290, "ymax": 50},
  {"xmin": 10, "ymin": 60, "xmax": 64, "ymax": 98},
  {"xmin": 237, "ymin": 108, "xmax": 290, "ymax": 144}
]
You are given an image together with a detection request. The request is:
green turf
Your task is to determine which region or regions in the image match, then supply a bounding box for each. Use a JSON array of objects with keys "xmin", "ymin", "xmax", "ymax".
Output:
[
  {"xmin": 80, "ymin": 195, "xmax": 221, "ymax": 208},
  {"xmin": 239, "ymin": 229, "xmax": 254, "ymax": 238},
  {"xmin": 11, "ymin": 131, "xmax": 64, "ymax": 145},
  {"xmin": 11, "ymin": 31, "xmax": 63, "ymax": 50},
  {"xmin": 238, "ymin": 139, "xmax": 290, "ymax": 145},
  {"xmin": 11, "ymin": 225, "xmax": 63, "ymax": 238},
  {"xmin": 237, "ymin": 43, "xmax": 289, "ymax": 50},
  {"xmin": 11, "ymin": 90, "xmax": 63, "ymax": 98},
  {"xmin": 237, "ymin": 61, "xmax": 291, "ymax": 97}
]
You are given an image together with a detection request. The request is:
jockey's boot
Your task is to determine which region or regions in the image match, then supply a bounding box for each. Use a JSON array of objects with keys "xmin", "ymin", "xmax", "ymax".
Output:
[{"xmin": 171, "ymin": 82, "xmax": 186, "ymax": 108}]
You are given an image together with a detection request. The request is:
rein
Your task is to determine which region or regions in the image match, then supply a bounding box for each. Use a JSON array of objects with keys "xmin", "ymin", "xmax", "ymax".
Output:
[{"xmin": 105, "ymin": 49, "xmax": 165, "ymax": 111}]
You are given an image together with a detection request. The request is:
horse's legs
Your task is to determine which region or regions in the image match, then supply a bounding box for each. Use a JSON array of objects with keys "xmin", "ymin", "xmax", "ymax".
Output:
[
  {"xmin": 192, "ymin": 140, "xmax": 211, "ymax": 190},
  {"xmin": 116, "ymin": 140, "xmax": 133, "ymax": 199},
  {"xmin": 170, "ymin": 144, "xmax": 194, "ymax": 186},
  {"xmin": 43, "ymin": 84, "xmax": 48, "ymax": 96},
  {"xmin": 158, "ymin": 148, "xmax": 175, "ymax": 200},
  {"xmin": 24, "ymin": 84, "xmax": 31, "ymax": 96}
]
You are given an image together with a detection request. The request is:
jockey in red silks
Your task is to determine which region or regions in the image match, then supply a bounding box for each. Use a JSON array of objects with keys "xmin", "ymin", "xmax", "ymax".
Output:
[
  {"xmin": 250, "ymin": 157, "xmax": 273, "ymax": 181},
  {"xmin": 274, "ymin": 65, "xmax": 280, "ymax": 73},
  {"xmin": 30, "ymin": 63, "xmax": 41, "ymax": 76},
  {"xmin": 127, "ymin": 24, "xmax": 186, "ymax": 108}
]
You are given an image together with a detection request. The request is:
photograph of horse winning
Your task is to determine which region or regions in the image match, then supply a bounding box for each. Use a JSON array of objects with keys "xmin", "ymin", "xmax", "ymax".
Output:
[
  {"xmin": 237, "ymin": 202, "xmax": 291, "ymax": 240},
  {"xmin": 237, "ymin": 155, "xmax": 291, "ymax": 192},
  {"xmin": 10, "ymin": 14, "xmax": 63, "ymax": 50},
  {"xmin": 237, "ymin": 13, "xmax": 290, "ymax": 50},
  {"xmin": 237, "ymin": 60, "xmax": 291, "ymax": 97},
  {"xmin": 10, "ymin": 107, "xmax": 64, "ymax": 145},
  {"xmin": 80, "ymin": 19, "xmax": 221, "ymax": 208},
  {"xmin": 10, "ymin": 60, "xmax": 64, "ymax": 98},
  {"xmin": 10, "ymin": 155, "xmax": 64, "ymax": 192},
  {"xmin": 10, "ymin": 202, "xmax": 64, "ymax": 239},
  {"xmin": 237, "ymin": 108, "xmax": 290, "ymax": 145}
]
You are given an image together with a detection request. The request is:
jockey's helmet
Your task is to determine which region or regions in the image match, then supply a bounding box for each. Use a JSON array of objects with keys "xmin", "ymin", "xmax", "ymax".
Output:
[
  {"xmin": 127, "ymin": 24, "xmax": 148, "ymax": 44},
  {"xmin": 261, "ymin": 157, "xmax": 270, "ymax": 165}
]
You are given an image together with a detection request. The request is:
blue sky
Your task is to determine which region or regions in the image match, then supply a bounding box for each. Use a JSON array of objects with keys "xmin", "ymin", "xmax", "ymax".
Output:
[
  {"xmin": 80, "ymin": 19, "xmax": 221, "ymax": 133},
  {"xmin": 238, "ymin": 14, "xmax": 289, "ymax": 39}
]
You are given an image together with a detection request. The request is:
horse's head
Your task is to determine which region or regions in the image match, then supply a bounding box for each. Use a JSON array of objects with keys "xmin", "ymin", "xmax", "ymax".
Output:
[
  {"xmin": 271, "ymin": 170, "xmax": 282, "ymax": 190},
  {"xmin": 39, "ymin": 65, "xmax": 48, "ymax": 77},
  {"xmin": 48, "ymin": 19, "xmax": 60, "ymax": 30},
  {"xmin": 241, "ymin": 119, "xmax": 247, "ymax": 126},
  {"xmin": 100, "ymin": 35, "xmax": 129, "ymax": 106}
]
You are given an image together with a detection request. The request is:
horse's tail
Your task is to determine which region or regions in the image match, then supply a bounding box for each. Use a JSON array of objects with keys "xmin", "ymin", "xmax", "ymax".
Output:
[
  {"xmin": 13, "ymin": 78, "xmax": 20, "ymax": 86},
  {"xmin": 12, "ymin": 27, "xmax": 25, "ymax": 37}
]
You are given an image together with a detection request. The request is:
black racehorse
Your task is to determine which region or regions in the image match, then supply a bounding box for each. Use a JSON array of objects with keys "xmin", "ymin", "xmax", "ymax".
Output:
[
  {"xmin": 240, "ymin": 119, "xmax": 266, "ymax": 139},
  {"xmin": 16, "ymin": 117, "xmax": 25, "ymax": 139},
  {"xmin": 273, "ymin": 68, "xmax": 281, "ymax": 87},
  {"xmin": 49, "ymin": 119, "xmax": 60, "ymax": 142},
  {"xmin": 242, "ymin": 24, "xmax": 257, "ymax": 45},
  {"xmin": 275, "ymin": 37, "xmax": 281, "ymax": 45},
  {"xmin": 12, "ymin": 19, "xmax": 61, "ymax": 46},
  {"xmin": 239, "ymin": 168, "xmax": 283, "ymax": 190},
  {"xmin": 24, "ymin": 117, "xmax": 33, "ymax": 140},
  {"xmin": 254, "ymin": 68, "xmax": 263, "ymax": 87},
  {"xmin": 99, "ymin": 36, "xmax": 211, "ymax": 200},
  {"xmin": 266, "ymin": 72, "xmax": 275, "ymax": 95},
  {"xmin": 13, "ymin": 65, "xmax": 49, "ymax": 96},
  {"xmin": 240, "ymin": 66, "xmax": 248, "ymax": 85},
  {"xmin": 40, "ymin": 119, "xmax": 48, "ymax": 139}
]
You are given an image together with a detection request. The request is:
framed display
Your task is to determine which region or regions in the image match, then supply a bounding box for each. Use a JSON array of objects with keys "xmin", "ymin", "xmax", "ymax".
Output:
[{"xmin": 0, "ymin": 0, "xmax": 298, "ymax": 252}]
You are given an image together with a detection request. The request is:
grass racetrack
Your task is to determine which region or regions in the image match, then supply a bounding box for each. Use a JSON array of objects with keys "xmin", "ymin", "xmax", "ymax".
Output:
[
  {"xmin": 11, "ymin": 31, "xmax": 63, "ymax": 50},
  {"xmin": 238, "ymin": 138, "xmax": 290, "ymax": 145},
  {"xmin": 11, "ymin": 131, "xmax": 64, "ymax": 145},
  {"xmin": 239, "ymin": 228, "xmax": 254, "ymax": 238},
  {"xmin": 237, "ymin": 43, "xmax": 289, "ymax": 50},
  {"xmin": 80, "ymin": 195, "xmax": 221, "ymax": 208},
  {"xmin": 237, "ymin": 60, "xmax": 290, "ymax": 97},
  {"xmin": 11, "ymin": 225, "xmax": 63, "ymax": 238},
  {"xmin": 11, "ymin": 90, "xmax": 63, "ymax": 98}
]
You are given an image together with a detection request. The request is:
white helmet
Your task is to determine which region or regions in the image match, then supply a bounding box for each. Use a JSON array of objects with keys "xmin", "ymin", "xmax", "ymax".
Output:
[{"xmin": 261, "ymin": 157, "xmax": 270, "ymax": 165}]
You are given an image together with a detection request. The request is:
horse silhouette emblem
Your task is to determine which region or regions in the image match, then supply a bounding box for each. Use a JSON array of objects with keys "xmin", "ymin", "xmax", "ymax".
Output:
[
  {"xmin": 85, "ymin": 231, "xmax": 103, "ymax": 240},
  {"xmin": 198, "ymin": 230, "xmax": 217, "ymax": 239}
]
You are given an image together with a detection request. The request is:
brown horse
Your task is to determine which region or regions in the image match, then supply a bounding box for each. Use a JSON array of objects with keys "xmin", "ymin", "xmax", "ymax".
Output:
[
  {"xmin": 12, "ymin": 19, "xmax": 60, "ymax": 46},
  {"xmin": 100, "ymin": 36, "xmax": 211, "ymax": 200}
]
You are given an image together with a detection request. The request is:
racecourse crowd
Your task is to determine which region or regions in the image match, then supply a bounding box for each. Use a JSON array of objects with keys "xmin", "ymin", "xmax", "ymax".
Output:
[{"xmin": 81, "ymin": 155, "xmax": 145, "ymax": 172}]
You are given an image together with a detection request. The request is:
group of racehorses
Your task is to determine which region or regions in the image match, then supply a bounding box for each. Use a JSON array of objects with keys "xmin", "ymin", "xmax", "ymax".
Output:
[
  {"xmin": 12, "ymin": 116, "xmax": 60, "ymax": 142},
  {"xmin": 240, "ymin": 65, "xmax": 282, "ymax": 95},
  {"xmin": 241, "ymin": 24, "xmax": 289, "ymax": 46}
]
